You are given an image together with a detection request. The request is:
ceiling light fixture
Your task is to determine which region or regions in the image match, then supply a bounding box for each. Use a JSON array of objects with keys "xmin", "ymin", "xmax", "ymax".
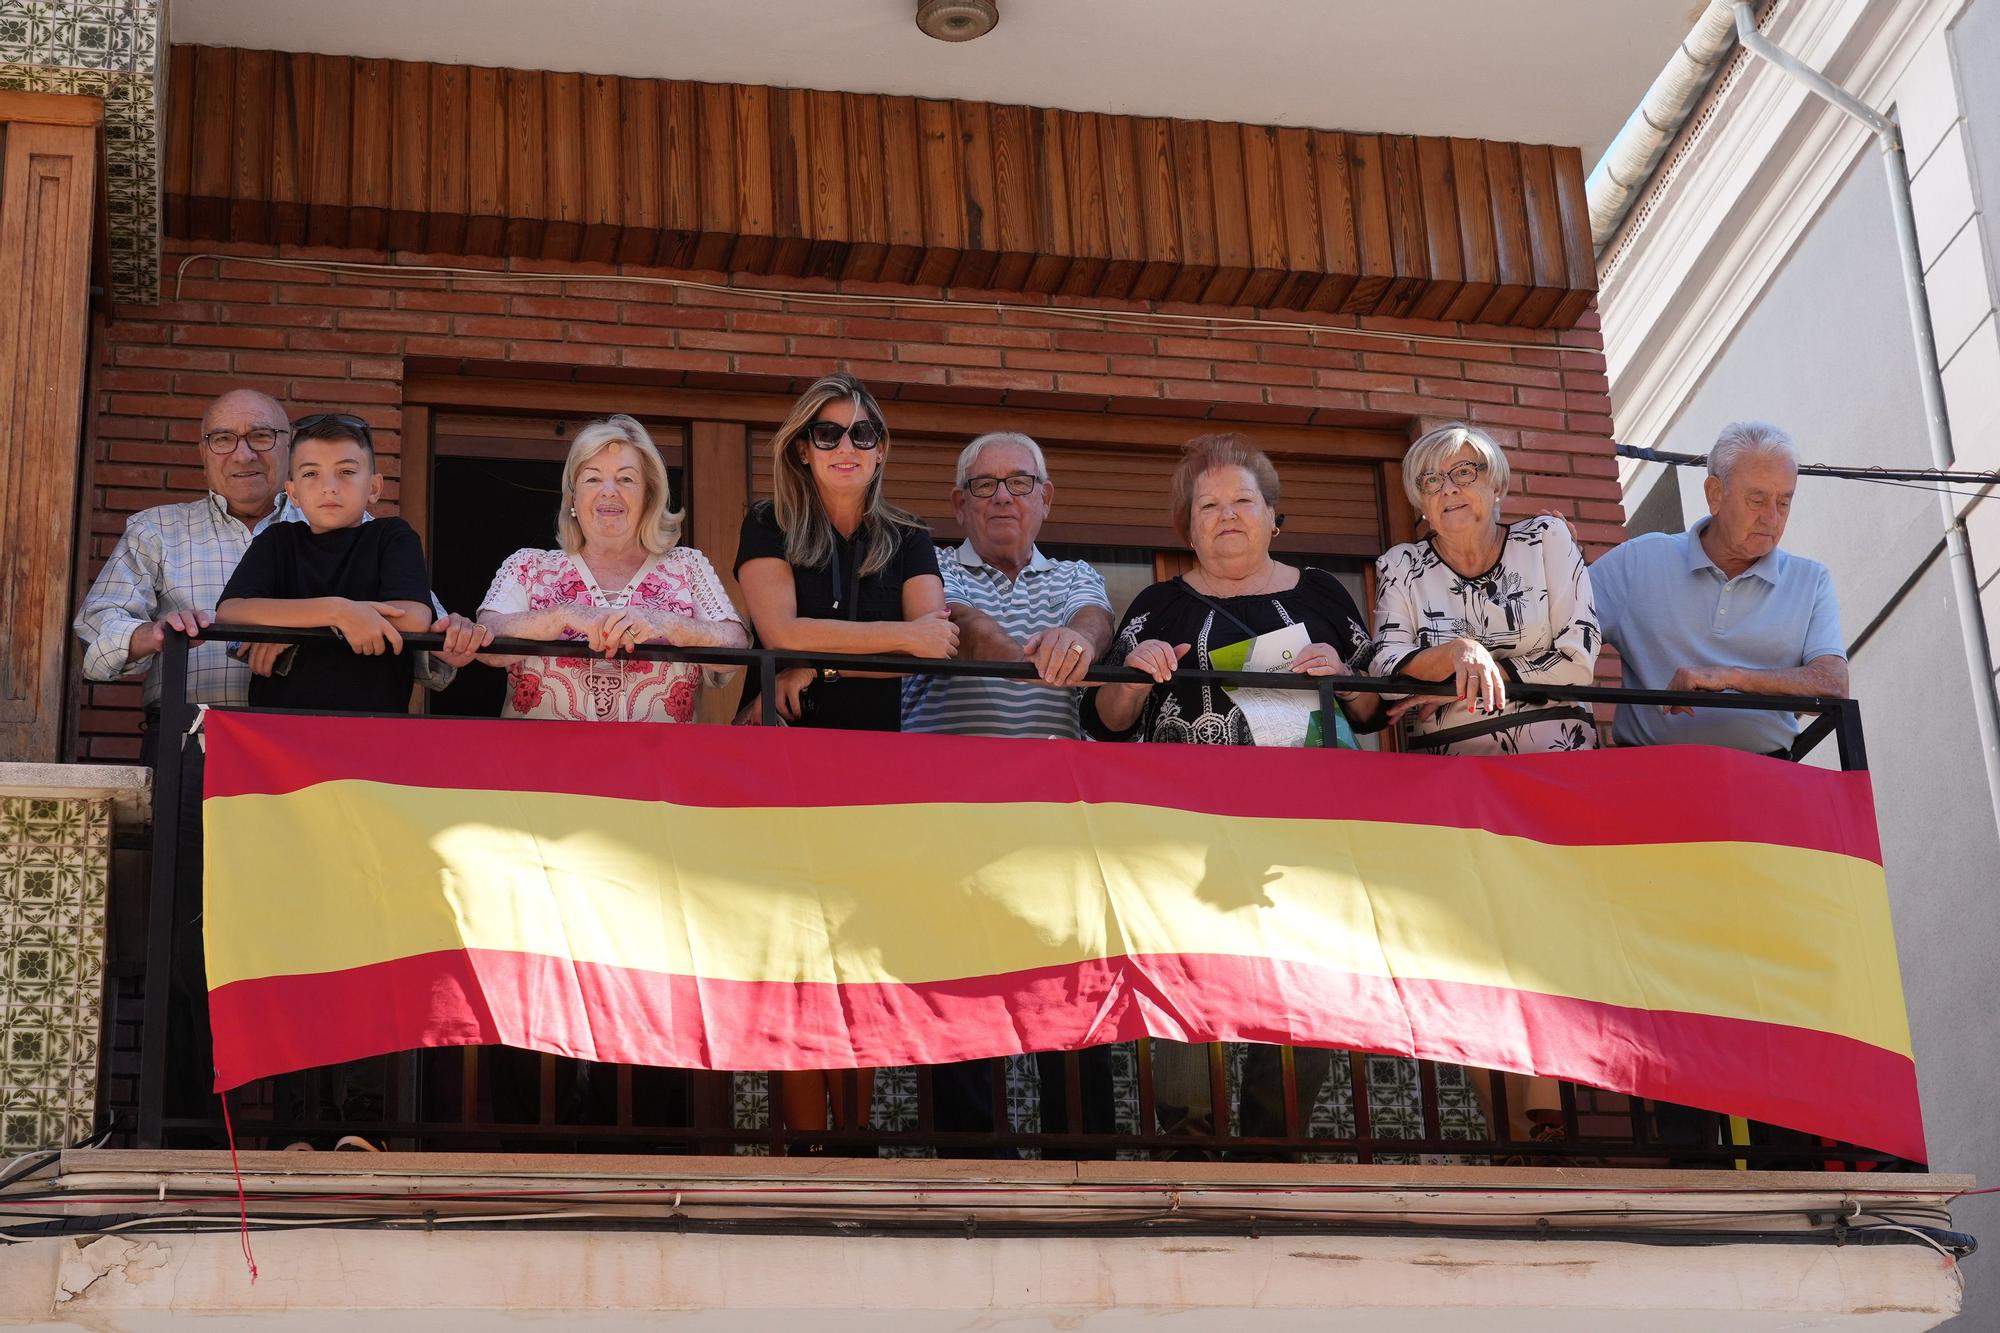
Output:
[{"xmin": 916, "ymin": 0, "xmax": 998, "ymax": 42}]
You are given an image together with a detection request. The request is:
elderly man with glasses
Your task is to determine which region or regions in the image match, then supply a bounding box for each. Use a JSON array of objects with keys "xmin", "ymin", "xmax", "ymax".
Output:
[
  {"xmin": 902, "ymin": 430, "xmax": 1114, "ymax": 736},
  {"xmin": 75, "ymin": 389, "xmax": 485, "ymax": 741},
  {"xmin": 902, "ymin": 430, "xmax": 1117, "ymax": 1156}
]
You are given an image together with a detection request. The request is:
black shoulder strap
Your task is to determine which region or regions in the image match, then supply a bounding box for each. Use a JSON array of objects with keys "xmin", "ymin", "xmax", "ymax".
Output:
[{"xmin": 1173, "ymin": 576, "xmax": 1259, "ymax": 641}]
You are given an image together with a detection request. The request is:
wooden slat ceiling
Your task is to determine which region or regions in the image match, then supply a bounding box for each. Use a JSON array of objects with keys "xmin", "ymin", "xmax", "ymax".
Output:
[{"xmin": 165, "ymin": 45, "xmax": 1598, "ymax": 328}]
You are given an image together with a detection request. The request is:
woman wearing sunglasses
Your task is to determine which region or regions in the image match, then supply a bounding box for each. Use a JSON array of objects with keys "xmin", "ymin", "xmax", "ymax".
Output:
[
  {"xmin": 733, "ymin": 372, "xmax": 954, "ymax": 1145},
  {"xmin": 734, "ymin": 372, "xmax": 956, "ymax": 731}
]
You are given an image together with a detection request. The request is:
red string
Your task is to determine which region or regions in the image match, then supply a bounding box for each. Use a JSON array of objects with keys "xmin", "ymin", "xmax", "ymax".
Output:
[{"xmin": 217, "ymin": 1092, "xmax": 258, "ymax": 1283}]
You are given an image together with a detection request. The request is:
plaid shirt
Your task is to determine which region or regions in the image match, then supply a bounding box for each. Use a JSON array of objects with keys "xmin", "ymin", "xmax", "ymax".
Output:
[{"xmin": 74, "ymin": 492, "xmax": 452, "ymax": 706}]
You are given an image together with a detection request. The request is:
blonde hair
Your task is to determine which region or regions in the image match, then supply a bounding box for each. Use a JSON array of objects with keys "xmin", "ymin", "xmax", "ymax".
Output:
[
  {"xmin": 1401, "ymin": 422, "xmax": 1511, "ymax": 508},
  {"xmin": 556, "ymin": 415, "xmax": 683, "ymax": 555},
  {"xmin": 1168, "ymin": 433, "xmax": 1282, "ymax": 545},
  {"xmin": 769, "ymin": 373, "xmax": 921, "ymax": 577}
]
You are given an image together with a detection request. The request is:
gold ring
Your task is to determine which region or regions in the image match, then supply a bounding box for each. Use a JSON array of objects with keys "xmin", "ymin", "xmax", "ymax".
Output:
[{"xmin": 1068, "ymin": 642, "xmax": 1086, "ymax": 653}]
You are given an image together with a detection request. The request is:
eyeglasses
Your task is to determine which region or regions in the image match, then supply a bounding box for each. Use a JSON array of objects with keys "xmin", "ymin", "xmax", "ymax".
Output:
[
  {"xmin": 291, "ymin": 412, "xmax": 375, "ymax": 444},
  {"xmin": 804, "ymin": 419, "xmax": 884, "ymax": 450},
  {"xmin": 1416, "ymin": 460, "xmax": 1489, "ymax": 496},
  {"xmin": 963, "ymin": 473, "xmax": 1045, "ymax": 499},
  {"xmin": 201, "ymin": 426, "xmax": 290, "ymax": 455}
]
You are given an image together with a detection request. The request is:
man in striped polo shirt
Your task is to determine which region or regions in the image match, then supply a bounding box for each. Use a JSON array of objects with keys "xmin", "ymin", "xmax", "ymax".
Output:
[
  {"xmin": 903, "ymin": 431, "xmax": 1116, "ymax": 1155},
  {"xmin": 902, "ymin": 432, "xmax": 1113, "ymax": 737}
]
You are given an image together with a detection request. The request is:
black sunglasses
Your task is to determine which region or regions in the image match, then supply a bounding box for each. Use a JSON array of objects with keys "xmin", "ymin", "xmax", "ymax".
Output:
[
  {"xmin": 291, "ymin": 411, "xmax": 375, "ymax": 444},
  {"xmin": 803, "ymin": 418, "xmax": 884, "ymax": 451}
]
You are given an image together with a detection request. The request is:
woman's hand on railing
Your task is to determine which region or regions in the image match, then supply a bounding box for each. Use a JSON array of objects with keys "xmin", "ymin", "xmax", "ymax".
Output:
[
  {"xmin": 773, "ymin": 666, "xmax": 816, "ymax": 722},
  {"xmin": 583, "ymin": 607, "xmax": 653, "ymax": 657},
  {"xmin": 1387, "ymin": 695, "xmax": 1450, "ymax": 725},
  {"xmin": 1287, "ymin": 643, "xmax": 1351, "ymax": 677},
  {"xmin": 899, "ymin": 609, "xmax": 961, "ymax": 660},
  {"xmin": 432, "ymin": 613, "xmax": 494, "ymax": 667},
  {"xmin": 1446, "ymin": 637, "xmax": 1507, "ymax": 714},
  {"xmin": 1125, "ymin": 639, "xmax": 1189, "ymax": 684}
]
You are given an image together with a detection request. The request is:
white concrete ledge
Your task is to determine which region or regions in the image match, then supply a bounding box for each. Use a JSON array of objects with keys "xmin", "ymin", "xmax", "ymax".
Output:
[{"xmin": 0, "ymin": 762, "xmax": 151, "ymax": 827}]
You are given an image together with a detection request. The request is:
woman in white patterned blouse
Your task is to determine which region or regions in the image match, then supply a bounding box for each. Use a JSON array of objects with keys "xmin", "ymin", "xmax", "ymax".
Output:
[
  {"xmin": 478, "ymin": 415, "xmax": 747, "ymax": 723},
  {"xmin": 1367, "ymin": 421, "xmax": 1602, "ymax": 1149},
  {"xmin": 1367, "ymin": 422, "xmax": 1601, "ymax": 756}
]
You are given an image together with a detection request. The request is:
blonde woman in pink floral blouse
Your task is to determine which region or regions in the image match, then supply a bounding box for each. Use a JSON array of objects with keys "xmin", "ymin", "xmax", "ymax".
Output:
[{"xmin": 478, "ymin": 415, "xmax": 747, "ymax": 722}]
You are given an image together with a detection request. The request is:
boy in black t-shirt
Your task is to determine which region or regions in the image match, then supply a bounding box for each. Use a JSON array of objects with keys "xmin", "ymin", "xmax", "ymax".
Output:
[{"xmin": 218, "ymin": 414, "xmax": 435, "ymax": 713}]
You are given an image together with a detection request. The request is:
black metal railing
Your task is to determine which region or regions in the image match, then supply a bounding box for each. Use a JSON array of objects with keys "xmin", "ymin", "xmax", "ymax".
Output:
[{"xmin": 128, "ymin": 626, "xmax": 1882, "ymax": 1168}]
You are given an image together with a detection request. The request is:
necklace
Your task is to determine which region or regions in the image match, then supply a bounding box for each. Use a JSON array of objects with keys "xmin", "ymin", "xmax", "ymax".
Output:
[{"xmin": 1194, "ymin": 558, "xmax": 1284, "ymax": 597}]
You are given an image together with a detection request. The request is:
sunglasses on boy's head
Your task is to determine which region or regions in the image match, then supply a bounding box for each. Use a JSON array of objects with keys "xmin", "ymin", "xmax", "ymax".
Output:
[
  {"xmin": 290, "ymin": 411, "xmax": 375, "ymax": 445},
  {"xmin": 803, "ymin": 418, "xmax": 884, "ymax": 451}
]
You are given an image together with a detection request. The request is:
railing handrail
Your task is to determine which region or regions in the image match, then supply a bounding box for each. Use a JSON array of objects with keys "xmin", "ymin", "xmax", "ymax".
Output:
[{"xmin": 189, "ymin": 623, "xmax": 1856, "ymax": 716}]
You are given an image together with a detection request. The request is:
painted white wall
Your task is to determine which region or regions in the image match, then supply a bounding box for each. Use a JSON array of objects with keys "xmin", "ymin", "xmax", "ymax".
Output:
[
  {"xmin": 0, "ymin": 1227, "xmax": 1962, "ymax": 1330},
  {"xmin": 164, "ymin": 0, "xmax": 1692, "ymax": 158}
]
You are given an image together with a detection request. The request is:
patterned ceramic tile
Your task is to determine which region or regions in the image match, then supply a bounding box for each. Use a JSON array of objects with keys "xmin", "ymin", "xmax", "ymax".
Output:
[
  {"xmin": 1, "ymin": 794, "xmax": 112, "ymax": 1150},
  {"xmin": 0, "ymin": 0, "xmax": 162, "ymax": 303}
]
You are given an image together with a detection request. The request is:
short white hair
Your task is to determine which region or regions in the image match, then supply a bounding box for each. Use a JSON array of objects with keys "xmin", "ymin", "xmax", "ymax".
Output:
[
  {"xmin": 1402, "ymin": 422, "xmax": 1510, "ymax": 508},
  {"xmin": 1708, "ymin": 421, "xmax": 1798, "ymax": 481},
  {"xmin": 955, "ymin": 431, "xmax": 1048, "ymax": 489}
]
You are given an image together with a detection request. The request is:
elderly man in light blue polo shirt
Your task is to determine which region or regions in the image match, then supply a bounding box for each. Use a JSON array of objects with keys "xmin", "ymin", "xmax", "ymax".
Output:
[{"xmin": 1591, "ymin": 421, "xmax": 1848, "ymax": 757}]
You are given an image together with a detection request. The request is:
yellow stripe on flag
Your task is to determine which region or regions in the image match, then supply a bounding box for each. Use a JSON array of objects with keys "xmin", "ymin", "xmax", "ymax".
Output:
[{"xmin": 206, "ymin": 779, "xmax": 1910, "ymax": 1057}]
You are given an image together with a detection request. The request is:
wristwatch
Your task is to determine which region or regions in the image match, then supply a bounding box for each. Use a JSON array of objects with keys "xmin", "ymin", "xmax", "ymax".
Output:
[{"xmin": 819, "ymin": 667, "xmax": 842, "ymax": 685}]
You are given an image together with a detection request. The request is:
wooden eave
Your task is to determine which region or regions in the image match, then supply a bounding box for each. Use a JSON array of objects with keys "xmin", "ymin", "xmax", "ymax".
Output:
[{"xmin": 163, "ymin": 45, "xmax": 1598, "ymax": 328}]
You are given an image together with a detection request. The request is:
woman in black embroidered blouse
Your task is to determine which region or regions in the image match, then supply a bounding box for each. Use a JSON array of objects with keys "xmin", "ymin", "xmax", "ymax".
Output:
[
  {"xmin": 1082, "ymin": 436, "xmax": 1385, "ymax": 746},
  {"xmin": 1081, "ymin": 434, "xmax": 1385, "ymax": 1150}
]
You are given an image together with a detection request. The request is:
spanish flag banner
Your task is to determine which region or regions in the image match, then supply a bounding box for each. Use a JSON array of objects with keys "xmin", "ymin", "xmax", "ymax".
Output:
[{"xmin": 201, "ymin": 709, "xmax": 1923, "ymax": 1160}]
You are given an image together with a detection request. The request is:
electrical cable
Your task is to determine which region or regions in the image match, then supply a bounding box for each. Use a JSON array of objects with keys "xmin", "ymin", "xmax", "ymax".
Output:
[
  {"xmin": 0, "ymin": 1176, "xmax": 1967, "ymax": 1206},
  {"xmin": 1847, "ymin": 1223, "xmax": 1972, "ymax": 1296},
  {"xmin": 0, "ymin": 1207, "xmax": 1976, "ymax": 1253},
  {"xmin": 1616, "ymin": 443, "xmax": 2000, "ymax": 492},
  {"xmin": 0, "ymin": 1151, "xmax": 60, "ymax": 1193}
]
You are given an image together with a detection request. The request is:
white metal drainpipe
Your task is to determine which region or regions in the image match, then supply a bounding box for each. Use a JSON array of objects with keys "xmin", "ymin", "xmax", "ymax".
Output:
[{"xmin": 1731, "ymin": 3, "xmax": 2000, "ymax": 831}]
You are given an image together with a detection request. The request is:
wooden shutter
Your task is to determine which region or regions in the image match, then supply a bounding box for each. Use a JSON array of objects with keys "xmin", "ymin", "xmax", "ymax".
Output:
[
  {"xmin": 752, "ymin": 428, "xmax": 1385, "ymax": 557},
  {"xmin": 432, "ymin": 412, "xmax": 686, "ymax": 466}
]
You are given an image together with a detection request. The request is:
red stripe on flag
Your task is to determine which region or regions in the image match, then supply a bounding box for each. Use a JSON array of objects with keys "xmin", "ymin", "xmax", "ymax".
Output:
[
  {"xmin": 201, "ymin": 711, "xmax": 1883, "ymax": 863},
  {"xmin": 208, "ymin": 949, "xmax": 1924, "ymax": 1162}
]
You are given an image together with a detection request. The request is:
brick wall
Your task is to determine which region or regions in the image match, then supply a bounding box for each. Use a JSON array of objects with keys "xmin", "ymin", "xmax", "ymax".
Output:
[{"xmin": 73, "ymin": 237, "xmax": 1623, "ymax": 760}]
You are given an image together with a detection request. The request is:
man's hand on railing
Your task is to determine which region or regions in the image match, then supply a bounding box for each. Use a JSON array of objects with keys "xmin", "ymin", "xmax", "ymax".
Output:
[
  {"xmin": 328, "ymin": 601, "xmax": 413, "ymax": 656},
  {"xmin": 131, "ymin": 607, "xmax": 213, "ymax": 660},
  {"xmin": 1022, "ymin": 626, "xmax": 1095, "ymax": 688}
]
